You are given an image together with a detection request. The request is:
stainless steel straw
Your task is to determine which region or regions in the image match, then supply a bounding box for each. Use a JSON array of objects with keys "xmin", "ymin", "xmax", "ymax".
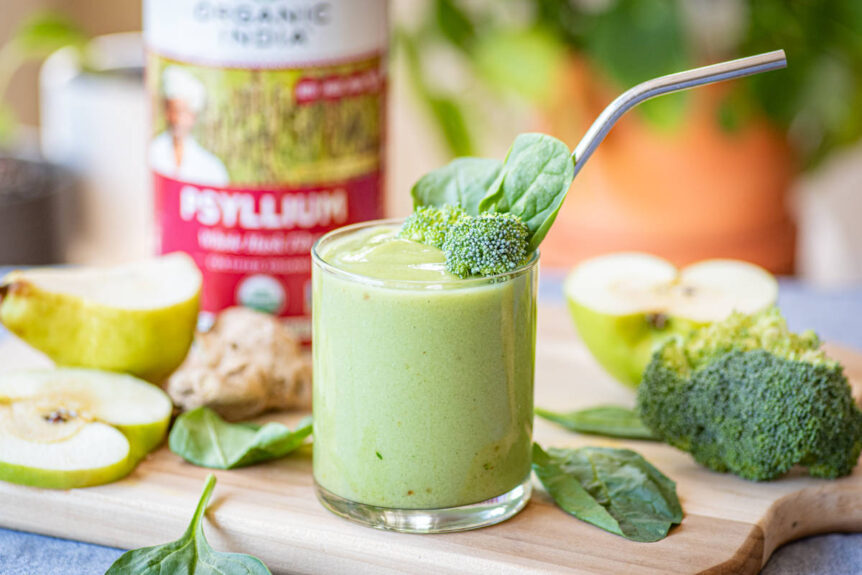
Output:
[{"xmin": 570, "ymin": 50, "xmax": 787, "ymax": 177}]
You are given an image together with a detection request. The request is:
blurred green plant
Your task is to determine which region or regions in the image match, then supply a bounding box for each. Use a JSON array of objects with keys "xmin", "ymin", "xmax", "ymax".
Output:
[
  {"xmin": 402, "ymin": 0, "xmax": 862, "ymax": 170},
  {"xmin": 740, "ymin": 0, "xmax": 862, "ymax": 167},
  {"xmin": 0, "ymin": 12, "xmax": 85, "ymax": 145}
]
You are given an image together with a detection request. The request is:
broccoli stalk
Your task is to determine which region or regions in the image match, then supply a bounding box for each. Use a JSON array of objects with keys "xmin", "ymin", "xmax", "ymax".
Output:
[
  {"xmin": 637, "ymin": 308, "xmax": 862, "ymax": 481},
  {"xmin": 399, "ymin": 206, "xmax": 531, "ymax": 278}
]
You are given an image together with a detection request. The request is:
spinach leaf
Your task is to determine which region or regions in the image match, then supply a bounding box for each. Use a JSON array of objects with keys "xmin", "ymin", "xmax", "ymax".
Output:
[
  {"xmin": 536, "ymin": 406, "xmax": 658, "ymax": 440},
  {"xmin": 106, "ymin": 474, "xmax": 271, "ymax": 574},
  {"xmin": 169, "ymin": 407, "xmax": 312, "ymax": 470},
  {"xmin": 411, "ymin": 157, "xmax": 502, "ymax": 215},
  {"xmin": 478, "ymin": 133, "xmax": 575, "ymax": 251},
  {"xmin": 532, "ymin": 443, "xmax": 682, "ymax": 542}
]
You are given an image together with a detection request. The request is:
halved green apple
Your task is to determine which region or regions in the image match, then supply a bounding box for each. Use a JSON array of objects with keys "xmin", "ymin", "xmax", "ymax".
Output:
[
  {"xmin": 0, "ymin": 253, "xmax": 201, "ymax": 382},
  {"xmin": 0, "ymin": 368, "xmax": 172, "ymax": 488},
  {"xmin": 565, "ymin": 253, "xmax": 778, "ymax": 387}
]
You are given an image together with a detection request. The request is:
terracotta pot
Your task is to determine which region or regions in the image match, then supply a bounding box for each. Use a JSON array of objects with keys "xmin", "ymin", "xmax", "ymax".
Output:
[{"xmin": 538, "ymin": 57, "xmax": 796, "ymax": 274}]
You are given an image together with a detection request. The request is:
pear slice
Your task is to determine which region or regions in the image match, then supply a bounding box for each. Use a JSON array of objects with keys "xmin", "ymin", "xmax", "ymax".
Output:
[
  {"xmin": 565, "ymin": 253, "xmax": 778, "ymax": 387},
  {"xmin": 0, "ymin": 369, "xmax": 172, "ymax": 489},
  {"xmin": 0, "ymin": 253, "xmax": 202, "ymax": 382}
]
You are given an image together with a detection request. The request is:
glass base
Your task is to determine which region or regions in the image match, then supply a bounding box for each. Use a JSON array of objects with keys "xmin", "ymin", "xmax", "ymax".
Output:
[{"xmin": 315, "ymin": 476, "xmax": 532, "ymax": 534}]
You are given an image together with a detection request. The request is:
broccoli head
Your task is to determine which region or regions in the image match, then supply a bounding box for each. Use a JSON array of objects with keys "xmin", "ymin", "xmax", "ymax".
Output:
[
  {"xmin": 637, "ymin": 307, "xmax": 862, "ymax": 481},
  {"xmin": 442, "ymin": 212, "xmax": 530, "ymax": 278},
  {"xmin": 399, "ymin": 205, "xmax": 466, "ymax": 248}
]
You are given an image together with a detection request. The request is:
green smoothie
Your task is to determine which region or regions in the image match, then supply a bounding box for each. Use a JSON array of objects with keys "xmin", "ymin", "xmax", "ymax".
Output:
[{"xmin": 312, "ymin": 223, "xmax": 537, "ymax": 510}]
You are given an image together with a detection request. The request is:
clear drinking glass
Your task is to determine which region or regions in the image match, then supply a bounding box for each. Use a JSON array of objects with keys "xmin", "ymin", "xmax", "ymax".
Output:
[{"xmin": 311, "ymin": 220, "xmax": 538, "ymax": 533}]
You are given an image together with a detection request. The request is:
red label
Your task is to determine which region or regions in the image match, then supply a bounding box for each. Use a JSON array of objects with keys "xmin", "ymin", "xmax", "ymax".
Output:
[
  {"xmin": 294, "ymin": 69, "xmax": 383, "ymax": 104},
  {"xmin": 155, "ymin": 171, "xmax": 383, "ymax": 340}
]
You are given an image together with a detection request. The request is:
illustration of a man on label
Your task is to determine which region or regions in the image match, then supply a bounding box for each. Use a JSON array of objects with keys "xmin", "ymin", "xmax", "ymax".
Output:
[{"xmin": 149, "ymin": 66, "xmax": 229, "ymax": 186}]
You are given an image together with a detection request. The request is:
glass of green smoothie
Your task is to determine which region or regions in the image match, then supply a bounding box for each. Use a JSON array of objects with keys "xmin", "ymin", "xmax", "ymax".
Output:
[{"xmin": 312, "ymin": 220, "xmax": 538, "ymax": 533}]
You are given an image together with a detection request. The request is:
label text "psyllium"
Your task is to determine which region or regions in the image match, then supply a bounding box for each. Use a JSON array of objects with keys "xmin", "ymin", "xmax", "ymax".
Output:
[{"xmin": 180, "ymin": 185, "xmax": 348, "ymax": 229}]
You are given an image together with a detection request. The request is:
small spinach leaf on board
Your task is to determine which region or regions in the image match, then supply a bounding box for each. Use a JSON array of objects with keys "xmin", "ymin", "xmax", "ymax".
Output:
[
  {"xmin": 169, "ymin": 407, "xmax": 312, "ymax": 469},
  {"xmin": 411, "ymin": 157, "xmax": 503, "ymax": 215},
  {"xmin": 532, "ymin": 444, "xmax": 621, "ymax": 536},
  {"xmin": 532, "ymin": 443, "xmax": 682, "ymax": 542},
  {"xmin": 536, "ymin": 406, "xmax": 658, "ymax": 440},
  {"xmin": 478, "ymin": 133, "xmax": 575, "ymax": 251},
  {"xmin": 106, "ymin": 474, "xmax": 271, "ymax": 574}
]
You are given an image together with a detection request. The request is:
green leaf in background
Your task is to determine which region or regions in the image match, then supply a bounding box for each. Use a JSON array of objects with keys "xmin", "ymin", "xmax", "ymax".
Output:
[
  {"xmin": 169, "ymin": 407, "xmax": 312, "ymax": 470},
  {"xmin": 433, "ymin": 0, "xmax": 476, "ymax": 53},
  {"xmin": 735, "ymin": 0, "xmax": 862, "ymax": 168},
  {"xmin": 716, "ymin": 88, "xmax": 754, "ymax": 135},
  {"xmin": 0, "ymin": 106, "xmax": 16, "ymax": 145},
  {"xmin": 533, "ymin": 443, "xmax": 682, "ymax": 542},
  {"xmin": 582, "ymin": 0, "xmax": 689, "ymax": 130},
  {"xmin": 426, "ymin": 95, "xmax": 476, "ymax": 158},
  {"xmin": 473, "ymin": 26, "xmax": 566, "ymax": 105},
  {"xmin": 411, "ymin": 157, "xmax": 502, "ymax": 214},
  {"xmin": 0, "ymin": 12, "xmax": 85, "ymax": 143},
  {"xmin": 106, "ymin": 474, "xmax": 271, "ymax": 574},
  {"xmin": 12, "ymin": 12, "xmax": 85, "ymax": 59},
  {"xmin": 478, "ymin": 132, "xmax": 574, "ymax": 251},
  {"xmin": 412, "ymin": 0, "xmax": 862, "ymax": 169},
  {"xmin": 536, "ymin": 406, "xmax": 658, "ymax": 440},
  {"xmin": 396, "ymin": 28, "xmax": 477, "ymax": 157}
]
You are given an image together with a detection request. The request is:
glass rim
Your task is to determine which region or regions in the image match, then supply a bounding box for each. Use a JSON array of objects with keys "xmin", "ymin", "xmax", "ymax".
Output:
[{"xmin": 311, "ymin": 218, "xmax": 540, "ymax": 290}]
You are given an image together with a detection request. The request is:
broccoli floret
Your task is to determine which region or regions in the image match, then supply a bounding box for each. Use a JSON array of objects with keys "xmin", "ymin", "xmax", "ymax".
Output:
[
  {"xmin": 637, "ymin": 307, "xmax": 862, "ymax": 481},
  {"xmin": 442, "ymin": 212, "xmax": 530, "ymax": 277},
  {"xmin": 399, "ymin": 206, "xmax": 532, "ymax": 277},
  {"xmin": 399, "ymin": 205, "xmax": 466, "ymax": 248}
]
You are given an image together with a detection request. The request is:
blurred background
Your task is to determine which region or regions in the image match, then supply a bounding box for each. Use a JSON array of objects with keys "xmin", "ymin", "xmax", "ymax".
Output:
[{"xmin": 0, "ymin": 0, "xmax": 860, "ymax": 284}]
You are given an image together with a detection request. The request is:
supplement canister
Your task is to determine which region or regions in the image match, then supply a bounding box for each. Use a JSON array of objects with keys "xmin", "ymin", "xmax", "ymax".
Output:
[{"xmin": 144, "ymin": 0, "xmax": 387, "ymax": 339}]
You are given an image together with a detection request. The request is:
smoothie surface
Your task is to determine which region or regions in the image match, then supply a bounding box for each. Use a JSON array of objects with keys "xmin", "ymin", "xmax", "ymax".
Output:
[{"xmin": 318, "ymin": 225, "xmax": 459, "ymax": 282}]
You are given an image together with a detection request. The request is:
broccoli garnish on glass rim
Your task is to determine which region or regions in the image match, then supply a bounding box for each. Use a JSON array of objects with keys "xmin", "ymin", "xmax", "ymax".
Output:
[
  {"xmin": 398, "ymin": 205, "xmax": 466, "ymax": 248},
  {"xmin": 637, "ymin": 307, "xmax": 862, "ymax": 481},
  {"xmin": 442, "ymin": 212, "xmax": 530, "ymax": 278},
  {"xmin": 399, "ymin": 206, "xmax": 532, "ymax": 278}
]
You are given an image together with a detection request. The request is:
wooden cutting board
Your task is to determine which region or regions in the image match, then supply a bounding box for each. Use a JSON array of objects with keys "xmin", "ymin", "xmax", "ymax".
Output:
[{"xmin": 0, "ymin": 306, "xmax": 860, "ymax": 575}]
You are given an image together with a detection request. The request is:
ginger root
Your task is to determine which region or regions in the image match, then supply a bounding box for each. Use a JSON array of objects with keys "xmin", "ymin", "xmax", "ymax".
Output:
[{"xmin": 167, "ymin": 307, "xmax": 312, "ymax": 421}]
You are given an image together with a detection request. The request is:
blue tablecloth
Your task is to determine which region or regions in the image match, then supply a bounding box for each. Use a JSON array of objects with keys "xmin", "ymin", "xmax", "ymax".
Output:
[{"xmin": 1, "ymin": 271, "xmax": 860, "ymax": 574}]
